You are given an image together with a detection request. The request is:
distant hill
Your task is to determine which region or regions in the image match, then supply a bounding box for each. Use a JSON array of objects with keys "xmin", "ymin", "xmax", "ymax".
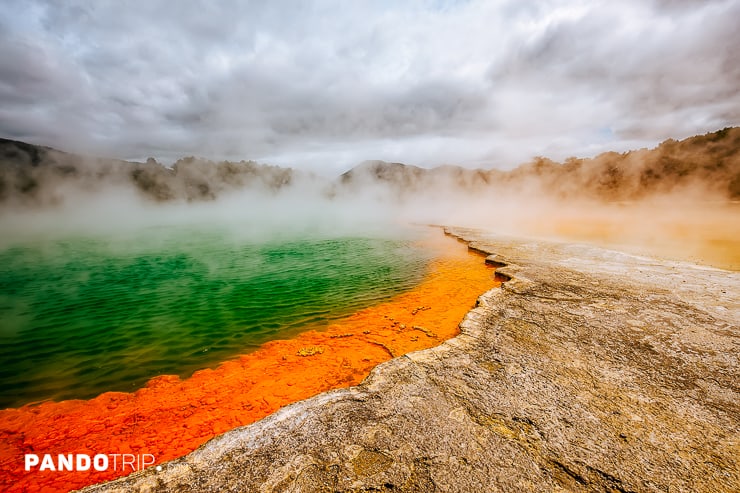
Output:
[
  {"xmin": 503, "ymin": 127, "xmax": 740, "ymax": 200},
  {"xmin": 1, "ymin": 127, "xmax": 738, "ymax": 208},
  {"xmin": 339, "ymin": 161, "xmax": 502, "ymax": 193},
  {"xmin": 339, "ymin": 127, "xmax": 740, "ymax": 201},
  {"xmin": 0, "ymin": 138, "xmax": 294, "ymax": 207}
]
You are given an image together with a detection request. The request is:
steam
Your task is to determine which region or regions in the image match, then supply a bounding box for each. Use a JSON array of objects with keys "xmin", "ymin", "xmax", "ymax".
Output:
[{"xmin": 0, "ymin": 128, "xmax": 738, "ymax": 269}]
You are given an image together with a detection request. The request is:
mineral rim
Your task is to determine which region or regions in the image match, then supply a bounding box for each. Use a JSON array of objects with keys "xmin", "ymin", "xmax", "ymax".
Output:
[{"xmin": 81, "ymin": 226, "xmax": 740, "ymax": 493}]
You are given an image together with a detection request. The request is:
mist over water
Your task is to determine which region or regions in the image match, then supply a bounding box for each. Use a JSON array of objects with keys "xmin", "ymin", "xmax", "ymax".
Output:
[
  {"xmin": 0, "ymin": 176, "xmax": 439, "ymax": 408},
  {"xmin": 0, "ymin": 171, "xmax": 443, "ymax": 409}
]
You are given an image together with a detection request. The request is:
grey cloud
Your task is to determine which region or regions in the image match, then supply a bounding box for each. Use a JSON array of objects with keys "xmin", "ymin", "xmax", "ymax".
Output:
[
  {"xmin": 262, "ymin": 80, "xmax": 487, "ymax": 140},
  {"xmin": 0, "ymin": 31, "xmax": 85, "ymax": 106},
  {"xmin": 490, "ymin": 0, "xmax": 739, "ymax": 142},
  {"xmin": 0, "ymin": 0, "xmax": 737, "ymax": 170}
]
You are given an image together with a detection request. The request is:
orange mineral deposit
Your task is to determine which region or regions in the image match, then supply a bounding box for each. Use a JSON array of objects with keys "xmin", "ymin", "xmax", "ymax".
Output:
[{"xmin": 0, "ymin": 232, "xmax": 498, "ymax": 492}]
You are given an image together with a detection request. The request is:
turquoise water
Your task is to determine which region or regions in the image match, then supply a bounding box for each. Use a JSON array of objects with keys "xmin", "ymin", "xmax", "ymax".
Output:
[{"xmin": 0, "ymin": 226, "xmax": 431, "ymax": 409}]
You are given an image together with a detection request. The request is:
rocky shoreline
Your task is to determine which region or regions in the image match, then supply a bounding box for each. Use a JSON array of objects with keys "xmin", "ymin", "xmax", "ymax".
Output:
[{"xmin": 81, "ymin": 227, "xmax": 739, "ymax": 492}]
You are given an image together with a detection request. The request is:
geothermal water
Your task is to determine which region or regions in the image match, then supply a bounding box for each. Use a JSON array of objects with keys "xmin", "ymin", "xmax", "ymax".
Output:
[
  {"xmin": 0, "ymin": 225, "xmax": 433, "ymax": 409},
  {"xmin": 0, "ymin": 227, "xmax": 498, "ymax": 493}
]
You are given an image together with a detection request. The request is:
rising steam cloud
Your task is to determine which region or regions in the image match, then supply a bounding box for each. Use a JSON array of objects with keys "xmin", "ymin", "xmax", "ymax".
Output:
[{"xmin": 1, "ymin": 128, "xmax": 738, "ymax": 268}]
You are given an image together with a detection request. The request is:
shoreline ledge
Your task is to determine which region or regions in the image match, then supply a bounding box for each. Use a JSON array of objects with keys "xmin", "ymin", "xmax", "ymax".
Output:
[{"xmin": 82, "ymin": 226, "xmax": 740, "ymax": 493}]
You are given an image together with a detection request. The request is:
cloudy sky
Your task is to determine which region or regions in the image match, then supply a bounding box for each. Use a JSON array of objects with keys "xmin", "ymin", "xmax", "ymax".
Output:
[{"xmin": 0, "ymin": 0, "xmax": 738, "ymax": 173}]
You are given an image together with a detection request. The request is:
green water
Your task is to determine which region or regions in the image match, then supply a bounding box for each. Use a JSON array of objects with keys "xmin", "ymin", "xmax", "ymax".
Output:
[{"xmin": 0, "ymin": 226, "xmax": 432, "ymax": 409}]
